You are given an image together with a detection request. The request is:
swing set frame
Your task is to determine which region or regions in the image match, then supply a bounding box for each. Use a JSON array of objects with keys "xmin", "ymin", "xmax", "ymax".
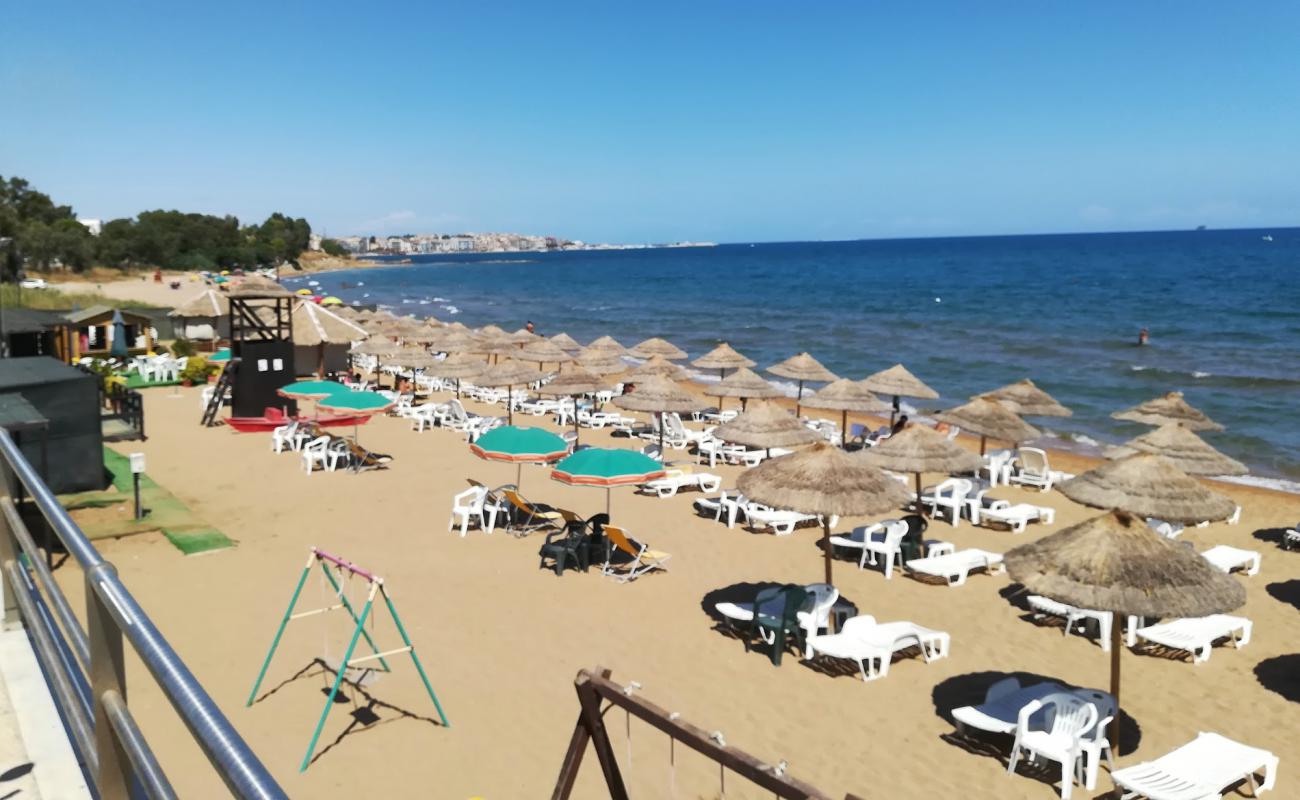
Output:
[
  {"xmin": 246, "ymin": 547, "xmax": 450, "ymax": 772},
  {"xmin": 552, "ymin": 666, "xmax": 866, "ymax": 800}
]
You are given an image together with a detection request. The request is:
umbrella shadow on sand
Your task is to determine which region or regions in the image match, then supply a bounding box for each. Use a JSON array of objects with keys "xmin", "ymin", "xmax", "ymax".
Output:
[
  {"xmin": 1266, "ymin": 579, "xmax": 1300, "ymax": 611},
  {"xmin": 1250, "ymin": 527, "xmax": 1292, "ymax": 548},
  {"xmin": 932, "ymin": 670, "xmax": 1143, "ymax": 765},
  {"xmin": 699, "ymin": 581, "xmax": 859, "ymax": 665},
  {"xmin": 1254, "ymin": 654, "xmax": 1300, "ymax": 704}
]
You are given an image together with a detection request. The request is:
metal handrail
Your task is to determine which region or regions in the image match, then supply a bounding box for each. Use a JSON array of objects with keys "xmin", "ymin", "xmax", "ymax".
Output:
[{"xmin": 0, "ymin": 428, "xmax": 285, "ymax": 799}]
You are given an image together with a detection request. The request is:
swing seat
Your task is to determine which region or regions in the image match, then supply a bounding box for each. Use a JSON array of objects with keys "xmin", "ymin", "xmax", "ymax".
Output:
[{"xmin": 320, "ymin": 656, "xmax": 385, "ymax": 686}]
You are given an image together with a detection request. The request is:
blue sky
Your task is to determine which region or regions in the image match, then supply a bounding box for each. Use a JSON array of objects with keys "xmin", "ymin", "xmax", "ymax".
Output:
[{"xmin": 4, "ymin": 2, "xmax": 1298, "ymax": 242}]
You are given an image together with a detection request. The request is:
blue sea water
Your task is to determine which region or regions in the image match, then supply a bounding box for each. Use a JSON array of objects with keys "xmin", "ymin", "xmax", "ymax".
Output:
[{"xmin": 285, "ymin": 229, "xmax": 1300, "ymax": 488}]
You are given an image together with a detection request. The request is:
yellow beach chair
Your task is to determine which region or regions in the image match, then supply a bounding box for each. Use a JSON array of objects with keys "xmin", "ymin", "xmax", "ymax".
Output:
[{"xmin": 601, "ymin": 525, "xmax": 671, "ymax": 583}]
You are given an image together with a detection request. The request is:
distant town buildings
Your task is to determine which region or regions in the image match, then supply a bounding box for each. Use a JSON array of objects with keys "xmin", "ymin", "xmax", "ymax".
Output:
[{"xmin": 326, "ymin": 231, "xmax": 714, "ymax": 256}]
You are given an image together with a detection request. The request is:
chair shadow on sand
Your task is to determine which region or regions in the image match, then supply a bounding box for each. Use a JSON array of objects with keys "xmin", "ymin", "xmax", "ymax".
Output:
[
  {"xmin": 1254, "ymin": 654, "xmax": 1300, "ymax": 704},
  {"xmin": 698, "ymin": 581, "xmax": 859, "ymax": 667},
  {"xmin": 1250, "ymin": 526, "xmax": 1292, "ymax": 548},
  {"xmin": 249, "ymin": 657, "xmax": 446, "ymax": 767}
]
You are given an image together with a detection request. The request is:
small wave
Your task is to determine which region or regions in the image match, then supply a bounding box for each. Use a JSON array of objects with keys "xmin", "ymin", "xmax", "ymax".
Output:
[
  {"xmin": 356, "ymin": 281, "xmax": 364, "ymax": 287},
  {"xmin": 1129, "ymin": 365, "xmax": 1150, "ymax": 372},
  {"xmin": 441, "ymin": 305, "xmax": 460, "ymax": 315},
  {"xmin": 1192, "ymin": 371, "xmax": 1211, "ymax": 378},
  {"xmin": 1073, "ymin": 434, "xmax": 1100, "ymax": 447},
  {"xmin": 418, "ymin": 300, "xmax": 431, "ymax": 305},
  {"xmin": 1216, "ymin": 474, "xmax": 1300, "ymax": 495},
  {"xmin": 431, "ymin": 296, "xmax": 447, "ymax": 302}
]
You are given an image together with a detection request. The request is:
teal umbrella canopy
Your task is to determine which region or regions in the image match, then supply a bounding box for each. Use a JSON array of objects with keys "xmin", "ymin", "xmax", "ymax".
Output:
[
  {"xmin": 278, "ymin": 380, "xmax": 348, "ymax": 401},
  {"xmin": 209, "ymin": 348, "xmax": 232, "ymax": 363},
  {"xmin": 470, "ymin": 426, "xmax": 569, "ymax": 463},
  {"xmin": 316, "ymin": 391, "xmax": 394, "ymax": 414},
  {"xmin": 551, "ymin": 448, "xmax": 666, "ymax": 487}
]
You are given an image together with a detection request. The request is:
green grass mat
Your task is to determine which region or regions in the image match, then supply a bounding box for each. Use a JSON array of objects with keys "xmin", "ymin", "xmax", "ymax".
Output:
[
  {"xmin": 163, "ymin": 527, "xmax": 233, "ymax": 555},
  {"xmin": 120, "ymin": 373, "xmax": 181, "ymax": 390}
]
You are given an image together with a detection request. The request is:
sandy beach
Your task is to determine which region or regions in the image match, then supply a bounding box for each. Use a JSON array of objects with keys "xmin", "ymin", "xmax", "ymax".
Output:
[{"xmin": 53, "ymin": 376, "xmax": 1300, "ymax": 799}]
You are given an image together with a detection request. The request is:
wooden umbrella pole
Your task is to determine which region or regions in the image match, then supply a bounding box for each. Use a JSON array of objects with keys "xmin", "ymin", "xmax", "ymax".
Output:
[
  {"xmin": 507, "ymin": 386, "xmax": 514, "ymax": 425},
  {"xmin": 821, "ymin": 517, "xmax": 834, "ymax": 593},
  {"xmin": 572, "ymin": 395, "xmax": 580, "ymax": 445},
  {"xmin": 980, "ymin": 434, "xmax": 988, "ymax": 457},
  {"xmin": 840, "ymin": 410, "xmax": 848, "ymax": 447},
  {"xmin": 795, "ymin": 380, "xmax": 804, "ymax": 417},
  {"xmin": 890, "ymin": 395, "xmax": 900, "ymax": 427},
  {"xmin": 914, "ymin": 472, "xmax": 925, "ymax": 516},
  {"xmin": 1110, "ymin": 618, "xmax": 1122, "ymax": 754}
]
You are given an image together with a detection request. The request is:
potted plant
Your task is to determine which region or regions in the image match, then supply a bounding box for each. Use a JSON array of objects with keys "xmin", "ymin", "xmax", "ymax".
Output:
[{"xmin": 179, "ymin": 356, "xmax": 212, "ymax": 387}]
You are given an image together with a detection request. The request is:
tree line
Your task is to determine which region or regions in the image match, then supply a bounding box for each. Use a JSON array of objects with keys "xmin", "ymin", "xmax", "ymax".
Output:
[{"xmin": 0, "ymin": 175, "xmax": 313, "ymax": 274}]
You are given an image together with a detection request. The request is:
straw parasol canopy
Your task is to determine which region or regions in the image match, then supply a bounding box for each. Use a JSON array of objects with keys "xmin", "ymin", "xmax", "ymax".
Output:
[
  {"xmin": 1104, "ymin": 423, "xmax": 1247, "ymax": 477},
  {"xmin": 538, "ymin": 365, "xmax": 608, "ymax": 443},
  {"xmin": 738, "ymin": 442, "xmax": 913, "ymax": 585},
  {"xmin": 611, "ymin": 375, "xmax": 703, "ymax": 414},
  {"xmin": 1059, "ymin": 453, "xmax": 1237, "ymax": 523},
  {"xmin": 350, "ymin": 338, "xmax": 400, "ymax": 357},
  {"xmin": 434, "ymin": 330, "xmax": 486, "ymax": 354},
  {"xmin": 861, "ymin": 364, "xmax": 939, "ymax": 425},
  {"xmin": 803, "ymin": 379, "xmax": 890, "ymax": 447},
  {"xmin": 703, "ymin": 367, "xmax": 784, "ymax": 409},
  {"xmin": 629, "ymin": 337, "xmax": 688, "ymax": 360},
  {"xmin": 625, "ymin": 354, "xmax": 691, "ymax": 381},
  {"xmin": 767, "ymin": 352, "xmax": 837, "ymax": 415},
  {"xmin": 936, "ymin": 397, "xmax": 1041, "ymax": 455},
  {"xmin": 979, "ymin": 379, "xmax": 1072, "ymax": 417},
  {"xmin": 1005, "ymin": 509, "xmax": 1246, "ymax": 749},
  {"xmin": 384, "ymin": 348, "xmax": 440, "ymax": 370},
  {"xmin": 517, "ymin": 338, "xmax": 575, "ymax": 369},
  {"xmin": 574, "ymin": 347, "xmax": 628, "ymax": 376},
  {"xmin": 423, "ymin": 352, "xmax": 486, "ymax": 396},
  {"xmin": 396, "ymin": 328, "xmax": 443, "ymax": 344},
  {"xmin": 478, "ymin": 324, "xmax": 508, "ymax": 338},
  {"xmin": 168, "ymin": 288, "xmax": 227, "ymax": 318},
  {"xmin": 507, "ymin": 328, "xmax": 540, "ymax": 345},
  {"xmin": 549, "ymin": 332, "xmax": 583, "ymax": 354},
  {"xmin": 1112, "ymin": 391, "xmax": 1223, "ymax": 432},
  {"xmin": 712, "ymin": 400, "xmax": 820, "ymax": 450},
  {"xmin": 692, "ymin": 342, "xmax": 755, "ymax": 377},
  {"xmin": 859, "ymin": 425, "xmax": 981, "ymax": 510},
  {"xmin": 227, "ymin": 275, "xmax": 291, "ymax": 298},
  {"xmin": 475, "ymin": 358, "xmax": 541, "ymax": 424},
  {"xmin": 292, "ymin": 302, "xmax": 368, "ymax": 347},
  {"xmin": 585, "ymin": 335, "xmax": 628, "ymax": 356},
  {"xmin": 478, "ymin": 334, "xmax": 520, "ymax": 357}
]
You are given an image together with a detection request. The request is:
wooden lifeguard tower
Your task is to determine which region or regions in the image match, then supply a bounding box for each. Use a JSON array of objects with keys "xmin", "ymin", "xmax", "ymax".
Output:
[{"xmin": 206, "ymin": 277, "xmax": 296, "ymax": 423}]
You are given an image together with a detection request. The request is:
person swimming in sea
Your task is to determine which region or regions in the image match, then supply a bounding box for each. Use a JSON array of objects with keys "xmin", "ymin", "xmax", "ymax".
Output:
[{"xmin": 1137, "ymin": 327, "xmax": 1150, "ymax": 346}]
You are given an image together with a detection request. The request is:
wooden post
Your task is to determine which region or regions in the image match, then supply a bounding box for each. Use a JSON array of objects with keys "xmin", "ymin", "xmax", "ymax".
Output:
[
  {"xmin": 1110, "ymin": 618, "xmax": 1122, "ymax": 754},
  {"xmin": 576, "ymin": 670, "xmax": 628, "ymax": 800},
  {"xmin": 914, "ymin": 472, "xmax": 925, "ymax": 516},
  {"xmin": 821, "ymin": 518, "xmax": 834, "ymax": 589}
]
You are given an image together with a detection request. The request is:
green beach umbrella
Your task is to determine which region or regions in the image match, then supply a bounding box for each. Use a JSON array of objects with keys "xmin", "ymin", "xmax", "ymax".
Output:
[
  {"xmin": 470, "ymin": 425, "xmax": 570, "ymax": 487},
  {"xmin": 316, "ymin": 390, "xmax": 394, "ymax": 446},
  {"xmin": 551, "ymin": 448, "xmax": 667, "ymax": 517},
  {"xmin": 277, "ymin": 380, "xmax": 347, "ymax": 401},
  {"xmin": 209, "ymin": 348, "xmax": 232, "ymax": 363}
]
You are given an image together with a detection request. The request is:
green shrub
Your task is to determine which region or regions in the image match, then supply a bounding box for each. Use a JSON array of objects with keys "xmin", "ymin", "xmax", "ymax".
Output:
[
  {"xmin": 169, "ymin": 337, "xmax": 197, "ymax": 357},
  {"xmin": 179, "ymin": 356, "xmax": 213, "ymax": 384}
]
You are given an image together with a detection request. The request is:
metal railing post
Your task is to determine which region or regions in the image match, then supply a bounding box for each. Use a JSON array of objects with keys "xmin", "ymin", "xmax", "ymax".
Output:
[
  {"xmin": 87, "ymin": 562, "xmax": 131, "ymax": 800},
  {"xmin": 0, "ymin": 466, "xmax": 17, "ymax": 626}
]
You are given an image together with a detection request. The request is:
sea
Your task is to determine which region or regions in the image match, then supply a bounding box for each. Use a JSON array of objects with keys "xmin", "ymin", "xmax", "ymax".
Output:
[{"xmin": 282, "ymin": 229, "xmax": 1300, "ymax": 491}]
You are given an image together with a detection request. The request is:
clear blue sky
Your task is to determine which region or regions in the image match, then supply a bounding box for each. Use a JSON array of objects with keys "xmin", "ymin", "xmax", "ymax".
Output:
[{"xmin": 4, "ymin": 1, "xmax": 1298, "ymax": 243}]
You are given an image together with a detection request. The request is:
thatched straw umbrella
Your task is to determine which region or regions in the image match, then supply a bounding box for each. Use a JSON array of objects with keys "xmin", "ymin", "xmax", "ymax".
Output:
[
  {"xmin": 1059, "ymin": 453, "xmax": 1237, "ymax": 523},
  {"xmin": 803, "ymin": 379, "xmax": 890, "ymax": 447},
  {"xmin": 549, "ymin": 332, "xmax": 583, "ymax": 354},
  {"xmin": 625, "ymin": 354, "xmax": 691, "ymax": 382},
  {"xmin": 861, "ymin": 364, "xmax": 939, "ymax": 426},
  {"xmin": 574, "ymin": 346, "xmax": 627, "ymax": 376},
  {"xmin": 385, "ymin": 348, "xmax": 440, "ymax": 370},
  {"xmin": 629, "ymin": 337, "xmax": 687, "ymax": 360},
  {"xmin": 475, "ymin": 358, "xmax": 540, "ymax": 424},
  {"xmin": 1112, "ymin": 391, "xmax": 1223, "ymax": 432},
  {"xmin": 767, "ymin": 352, "xmax": 837, "ymax": 416},
  {"xmin": 292, "ymin": 301, "xmax": 369, "ymax": 378},
  {"xmin": 703, "ymin": 367, "xmax": 784, "ymax": 411},
  {"xmin": 585, "ymin": 335, "xmax": 629, "ymax": 357},
  {"xmin": 517, "ymin": 338, "xmax": 574, "ymax": 371},
  {"xmin": 712, "ymin": 400, "xmax": 820, "ymax": 457},
  {"xmin": 936, "ymin": 397, "xmax": 1041, "ymax": 456},
  {"xmin": 349, "ymin": 338, "xmax": 401, "ymax": 387},
  {"xmin": 228, "ymin": 275, "xmax": 291, "ymax": 297},
  {"xmin": 435, "ymin": 330, "xmax": 486, "ymax": 356},
  {"xmin": 168, "ymin": 288, "xmax": 229, "ymax": 347},
  {"xmin": 738, "ymin": 442, "xmax": 913, "ymax": 586},
  {"xmin": 979, "ymin": 378, "xmax": 1072, "ymax": 418},
  {"xmin": 859, "ymin": 425, "xmax": 981, "ymax": 513},
  {"xmin": 479, "ymin": 334, "xmax": 520, "ymax": 362},
  {"xmin": 1104, "ymin": 423, "xmax": 1247, "ymax": 477},
  {"xmin": 397, "ymin": 328, "xmax": 443, "ymax": 345},
  {"xmin": 507, "ymin": 328, "xmax": 540, "ymax": 346},
  {"xmin": 692, "ymin": 342, "xmax": 756, "ymax": 380},
  {"xmin": 1006, "ymin": 510, "xmax": 1245, "ymax": 749},
  {"xmin": 612, "ymin": 374, "xmax": 705, "ymax": 455},
  {"xmin": 538, "ymin": 365, "xmax": 607, "ymax": 444},
  {"xmin": 423, "ymin": 352, "xmax": 486, "ymax": 397},
  {"xmin": 478, "ymin": 324, "xmax": 508, "ymax": 339}
]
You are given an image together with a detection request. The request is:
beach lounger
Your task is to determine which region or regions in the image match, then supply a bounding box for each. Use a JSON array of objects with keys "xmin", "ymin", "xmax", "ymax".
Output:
[
  {"xmin": 807, "ymin": 614, "xmax": 950, "ymax": 681},
  {"xmin": 693, "ymin": 490, "xmax": 748, "ymax": 528},
  {"xmin": 1147, "ymin": 517, "xmax": 1185, "ymax": 540},
  {"xmin": 1134, "ymin": 615, "xmax": 1251, "ymax": 663},
  {"xmin": 501, "ymin": 489, "xmax": 565, "ymax": 536},
  {"xmin": 1110, "ymin": 732, "xmax": 1278, "ymax": 800},
  {"xmin": 342, "ymin": 440, "xmax": 391, "ymax": 472},
  {"xmin": 600, "ymin": 525, "xmax": 670, "ymax": 583},
  {"xmin": 905, "ymin": 548, "xmax": 1004, "ymax": 586},
  {"xmin": 639, "ymin": 466, "xmax": 722, "ymax": 498},
  {"xmin": 743, "ymin": 504, "xmax": 820, "ymax": 536},
  {"xmin": 1200, "ymin": 545, "xmax": 1260, "ymax": 576},
  {"xmin": 1009, "ymin": 447, "xmax": 1054, "ymax": 492},
  {"xmin": 828, "ymin": 519, "xmax": 909, "ymax": 576},
  {"xmin": 1026, "ymin": 595, "xmax": 1118, "ymax": 650},
  {"xmin": 980, "ymin": 502, "xmax": 1057, "ymax": 533},
  {"xmin": 1284, "ymin": 527, "xmax": 1300, "ymax": 550}
]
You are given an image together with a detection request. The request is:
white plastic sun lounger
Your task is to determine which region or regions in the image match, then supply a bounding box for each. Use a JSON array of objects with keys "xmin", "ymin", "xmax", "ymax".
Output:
[
  {"xmin": 906, "ymin": 548, "xmax": 1005, "ymax": 586},
  {"xmin": 1110, "ymin": 731, "xmax": 1277, "ymax": 800},
  {"xmin": 807, "ymin": 615, "xmax": 950, "ymax": 681},
  {"xmin": 639, "ymin": 468, "xmax": 722, "ymax": 498},
  {"xmin": 1134, "ymin": 615, "xmax": 1252, "ymax": 664},
  {"xmin": 1200, "ymin": 545, "xmax": 1260, "ymax": 577},
  {"xmin": 744, "ymin": 505, "xmax": 819, "ymax": 536},
  {"xmin": 980, "ymin": 503, "xmax": 1056, "ymax": 533}
]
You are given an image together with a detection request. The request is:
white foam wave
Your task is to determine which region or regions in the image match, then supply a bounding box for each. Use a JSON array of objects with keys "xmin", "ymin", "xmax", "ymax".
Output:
[
  {"xmin": 431, "ymin": 296, "xmax": 447, "ymax": 302},
  {"xmin": 441, "ymin": 305, "xmax": 460, "ymax": 315},
  {"xmin": 1129, "ymin": 365, "xmax": 1149, "ymax": 372},
  {"xmin": 1072, "ymin": 435, "xmax": 1100, "ymax": 447},
  {"xmin": 1192, "ymin": 371, "xmax": 1211, "ymax": 378},
  {"xmin": 1216, "ymin": 474, "xmax": 1300, "ymax": 495}
]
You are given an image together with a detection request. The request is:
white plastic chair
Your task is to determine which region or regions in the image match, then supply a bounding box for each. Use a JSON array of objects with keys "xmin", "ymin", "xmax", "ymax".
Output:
[
  {"xmin": 921, "ymin": 478, "xmax": 972, "ymax": 527},
  {"xmin": 301, "ymin": 436, "xmax": 345, "ymax": 474},
  {"xmin": 448, "ymin": 486, "xmax": 501, "ymax": 537},
  {"xmin": 1073, "ymin": 689, "xmax": 1115, "ymax": 791},
  {"xmin": 271, "ymin": 421, "xmax": 299, "ymax": 453},
  {"xmin": 1007, "ymin": 692, "xmax": 1097, "ymax": 800},
  {"xmin": 829, "ymin": 520, "xmax": 908, "ymax": 576},
  {"xmin": 1009, "ymin": 447, "xmax": 1054, "ymax": 492}
]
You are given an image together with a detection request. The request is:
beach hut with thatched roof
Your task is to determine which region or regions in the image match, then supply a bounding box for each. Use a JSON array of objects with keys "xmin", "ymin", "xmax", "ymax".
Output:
[
  {"xmin": 703, "ymin": 367, "xmax": 784, "ymax": 410},
  {"xmin": 168, "ymin": 288, "xmax": 230, "ymax": 344},
  {"xmin": 803, "ymin": 379, "xmax": 890, "ymax": 447},
  {"xmin": 629, "ymin": 337, "xmax": 688, "ymax": 360},
  {"xmin": 738, "ymin": 442, "xmax": 912, "ymax": 585},
  {"xmin": 549, "ymin": 332, "xmax": 583, "ymax": 354},
  {"xmin": 861, "ymin": 364, "xmax": 939, "ymax": 426},
  {"xmin": 475, "ymin": 358, "xmax": 541, "ymax": 424},
  {"xmin": 1059, "ymin": 453, "xmax": 1237, "ymax": 524},
  {"xmin": 517, "ymin": 338, "xmax": 574, "ymax": 371},
  {"xmin": 979, "ymin": 378, "xmax": 1072, "ymax": 418},
  {"xmin": 1006, "ymin": 509, "xmax": 1245, "ymax": 748},
  {"xmin": 612, "ymin": 374, "xmax": 705, "ymax": 454},
  {"xmin": 936, "ymin": 397, "xmax": 1041, "ymax": 455},
  {"xmin": 1112, "ymin": 391, "xmax": 1223, "ymax": 432},
  {"xmin": 692, "ymin": 342, "xmax": 755, "ymax": 379},
  {"xmin": 766, "ymin": 352, "xmax": 837, "ymax": 416},
  {"xmin": 585, "ymin": 335, "xmax": 629, "ymax": 356},
  {"xmin": 291, "ymin": 300, "xmax": 369, "ymax": 377},
  {"xmin": 228, "ymin": 275, "xmax": 292, "ymax": 298},
  {"xmin": 859, "ymin": 425, "xmax": 981, "ymax": 512},
  {"xmin": 1104, "ymin": 423, "xmax": 1247, "ymax": 477},
  {"xmin": 625, "ymin": 354, "xmax": 691, "ymax": 382},
  {"xmin": 712, "ymin": 400, "xmax": 820, "ymax": 451}
]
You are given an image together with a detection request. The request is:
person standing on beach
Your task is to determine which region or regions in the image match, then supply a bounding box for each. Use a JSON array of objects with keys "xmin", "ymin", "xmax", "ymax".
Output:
[
  {"xmin": 526, "ymin": 320, "xmax": 539, "ymax": 336},
  {"xmin": 1138, "ymin": 327, "xmax": 1150, "ymax": 346}
]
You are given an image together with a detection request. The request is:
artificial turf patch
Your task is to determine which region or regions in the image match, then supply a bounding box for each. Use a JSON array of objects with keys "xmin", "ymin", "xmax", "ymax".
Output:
[
  {"xmin": 121, "ymin": 373, "xmax": 181, "ymax": 390},
  {"xmin": 163, "ymin": 527, "xmax": 234, "ymax": 555}
]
